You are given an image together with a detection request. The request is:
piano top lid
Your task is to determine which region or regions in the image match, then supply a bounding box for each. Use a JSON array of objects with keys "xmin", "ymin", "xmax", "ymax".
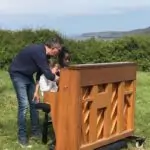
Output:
[{"xmin": 68, "ymin": 62, "xmax": 137, "ymax": 70}]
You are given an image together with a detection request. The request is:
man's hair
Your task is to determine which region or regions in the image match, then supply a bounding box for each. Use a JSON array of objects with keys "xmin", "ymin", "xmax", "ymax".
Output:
[{"xmin": 45, "ymin": 36, "xmax": 64, "ymax": 49}]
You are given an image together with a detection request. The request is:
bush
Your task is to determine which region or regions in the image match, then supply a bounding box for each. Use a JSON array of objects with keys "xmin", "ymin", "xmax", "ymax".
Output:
[{"xmin": 0, "ymin": 29, "xmax": 150, "ymax": 71}]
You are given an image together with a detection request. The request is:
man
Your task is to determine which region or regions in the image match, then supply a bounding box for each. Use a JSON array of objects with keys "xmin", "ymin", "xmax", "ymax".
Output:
[{"xmin": 8, "ymin": 37, "xmax": 63, "ymax": 148}]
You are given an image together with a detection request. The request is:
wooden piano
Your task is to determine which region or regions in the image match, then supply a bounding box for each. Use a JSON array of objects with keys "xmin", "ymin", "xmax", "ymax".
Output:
[{"xmin": 44, "ymin": 62, "xmax": 137, "ymax": 150}]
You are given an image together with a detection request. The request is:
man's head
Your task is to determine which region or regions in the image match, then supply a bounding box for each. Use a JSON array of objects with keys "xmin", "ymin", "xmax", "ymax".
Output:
[{"xmin": 45, "ymin": 36, "xmax": 63, "ymax": 56}]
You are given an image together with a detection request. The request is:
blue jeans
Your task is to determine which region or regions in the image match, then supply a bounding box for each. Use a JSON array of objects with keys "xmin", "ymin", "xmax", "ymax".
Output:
[{"xmin": 9, "ymin": 73, "xmax": 40, "ymax": 140}]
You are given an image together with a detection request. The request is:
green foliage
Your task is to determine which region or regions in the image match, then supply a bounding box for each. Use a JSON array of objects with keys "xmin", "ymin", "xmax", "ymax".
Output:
[
  {"xmin": 0, "ymin": 29, "xmax": 150, "ymax": 71},
  {"xmin": 1, "ymin": 70, "xmax": 150, "ymax": 149}
]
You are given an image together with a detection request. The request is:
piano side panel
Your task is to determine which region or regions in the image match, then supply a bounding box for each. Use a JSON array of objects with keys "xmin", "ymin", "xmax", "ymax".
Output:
[{"xmin": 45, "ymin": 69, "xmax": 81, "ymax": 150}]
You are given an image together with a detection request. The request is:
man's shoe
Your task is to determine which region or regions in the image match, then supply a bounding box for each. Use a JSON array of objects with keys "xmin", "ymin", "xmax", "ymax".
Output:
[{"xmin": 18, "ymin": 138, "xmax": 32, "ymax": 148}]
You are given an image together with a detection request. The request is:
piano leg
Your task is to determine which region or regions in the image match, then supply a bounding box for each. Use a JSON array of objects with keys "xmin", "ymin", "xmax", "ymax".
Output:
[
  {"xmin": 42, "ymin": 112, "xmax": 50, "ymax": 144},
  {"xmin": 42, "ymin": 112, "xmax": 56, "ymax": 148}
]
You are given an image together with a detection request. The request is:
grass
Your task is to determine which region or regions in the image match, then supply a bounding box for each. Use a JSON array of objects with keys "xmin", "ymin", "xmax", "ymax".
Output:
[
  {"xmin": 0, "ymin": 70, "xmax": 150, "ymax": 149},
  {"xmin": 0, "ymin": 70, "xmax": 46, "ymax": 150}
]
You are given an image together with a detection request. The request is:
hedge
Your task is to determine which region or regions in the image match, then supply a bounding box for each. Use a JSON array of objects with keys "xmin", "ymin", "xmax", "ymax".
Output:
[{"xmin": 0, "ymin": 29, "xmax": 150, "ymax": 71}]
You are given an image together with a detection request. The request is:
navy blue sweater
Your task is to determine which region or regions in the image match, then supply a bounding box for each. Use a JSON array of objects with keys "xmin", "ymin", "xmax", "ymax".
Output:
[{"xmin": 9, "ymin": 44, "xmax": 55, "ymax": 82}]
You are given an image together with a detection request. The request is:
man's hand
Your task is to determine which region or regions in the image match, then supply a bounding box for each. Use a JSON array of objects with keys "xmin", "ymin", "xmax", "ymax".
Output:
[
  {"xmin": 33, "ymin": 81, "xmax": 40, "ymax": 103},
  {"xmin": 33, "ymin": 92, "xmax": 40, "ymax": 103}
]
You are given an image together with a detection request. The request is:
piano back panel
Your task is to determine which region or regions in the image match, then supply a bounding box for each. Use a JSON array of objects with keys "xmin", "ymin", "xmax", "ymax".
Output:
[{"xmin": 44, "ymin": 62, "xmax": 137, "ymax": 150}]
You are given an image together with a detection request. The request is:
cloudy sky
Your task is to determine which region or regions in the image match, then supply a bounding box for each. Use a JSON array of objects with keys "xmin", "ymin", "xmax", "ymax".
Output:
[{"xmin": 0, "ymin": 0, "xmax": 150, "ymax": 35}]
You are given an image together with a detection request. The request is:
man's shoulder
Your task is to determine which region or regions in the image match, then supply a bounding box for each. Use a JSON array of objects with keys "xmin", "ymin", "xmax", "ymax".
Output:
[
  {"xmin": 22, "ymin": 44, "xmax": 46, "ymax": 58},
  {"xmin": 24, "ymin": 44, "xmax": 45, "ymax": 51}
]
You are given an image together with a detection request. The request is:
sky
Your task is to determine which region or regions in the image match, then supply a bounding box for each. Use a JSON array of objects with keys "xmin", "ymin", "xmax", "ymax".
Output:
[{"xmin": 0, "ymin": 0, "xmax": 150, "ymax": 36}]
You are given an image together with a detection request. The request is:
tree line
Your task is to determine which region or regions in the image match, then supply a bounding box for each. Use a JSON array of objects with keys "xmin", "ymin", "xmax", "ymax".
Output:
[{"xmin": 0, "ymin": 29, "xmax": 150, "ymax": 71}]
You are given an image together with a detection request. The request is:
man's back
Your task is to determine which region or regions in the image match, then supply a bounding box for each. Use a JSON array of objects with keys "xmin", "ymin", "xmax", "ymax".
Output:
[{"xmin": 9, "ymin": 44, "xmax": 46, "ymax": 78}]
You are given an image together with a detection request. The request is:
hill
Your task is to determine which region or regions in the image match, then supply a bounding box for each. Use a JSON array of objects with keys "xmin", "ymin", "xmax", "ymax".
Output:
[{"xmin": 70, "ymin": 26, "xmax": 150, "ymax": 40}]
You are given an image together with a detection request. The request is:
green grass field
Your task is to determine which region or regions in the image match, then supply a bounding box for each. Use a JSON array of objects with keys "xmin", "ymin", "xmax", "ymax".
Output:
[{"xmin": 0, "ymin": 70, "xmax": 150, "ymax": 150}]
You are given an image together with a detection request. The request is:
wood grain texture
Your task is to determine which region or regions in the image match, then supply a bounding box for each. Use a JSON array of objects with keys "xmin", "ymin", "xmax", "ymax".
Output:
[{"xmin": 44, "ymin": 62, "xmax": 137, "ymax": 150}]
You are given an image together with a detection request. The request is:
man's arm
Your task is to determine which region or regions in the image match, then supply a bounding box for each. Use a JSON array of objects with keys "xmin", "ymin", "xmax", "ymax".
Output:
[
  {"xmin": 32, "ymin": 50, "xmax": 57, "ymax": 81},
  {"xmin": 33, "ymin": 81, "xmax": 40, "ymax": 102}
]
